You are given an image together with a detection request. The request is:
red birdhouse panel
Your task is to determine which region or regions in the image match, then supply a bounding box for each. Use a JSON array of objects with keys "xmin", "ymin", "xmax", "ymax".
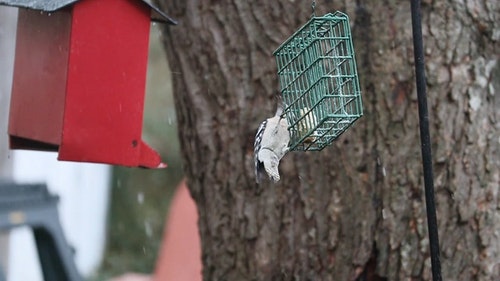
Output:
[
  {"xmin": 60, "ymin": 0, "xmax": 157, "ymax": 167},
  {"xmin": 6, "ymin": 0, "xmax": 175, "ymax": 168},
  {"xmin": 8, "ymin": 9, "xmax": 72, "ymax": 150}
]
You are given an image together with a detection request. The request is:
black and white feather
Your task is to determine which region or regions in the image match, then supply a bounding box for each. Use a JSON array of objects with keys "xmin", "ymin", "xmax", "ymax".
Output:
[
  {"xmin": 254, "ymin": 101, "xmax": 290, "ymax": 184},
  {"xmin": 254, "ymin": 119, "xmax": 268, "ymax": 183}
]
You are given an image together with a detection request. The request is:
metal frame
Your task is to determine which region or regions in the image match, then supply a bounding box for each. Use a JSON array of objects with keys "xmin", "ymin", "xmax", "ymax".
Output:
[{"xmin": 274, "ymin": 11, "xmax": 363, "ymax": 151}]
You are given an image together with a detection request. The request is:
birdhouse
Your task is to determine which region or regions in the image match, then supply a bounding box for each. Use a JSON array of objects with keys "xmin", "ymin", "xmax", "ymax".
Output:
[
  {"xmin": 274, "ymin": 12, "xmax": 363, "ymax": 151},
  {"xmin": 1, "ymin": 0, "xmax": 176, "ymax": 168}
]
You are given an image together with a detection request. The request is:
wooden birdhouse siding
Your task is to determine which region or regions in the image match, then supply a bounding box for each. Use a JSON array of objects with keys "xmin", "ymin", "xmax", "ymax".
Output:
[
  {"xmin": 60, "ymin": 0, "xmax": 153, "ymax": 166},
  {"xmin": 9, "ymin": 8, "xmax": 72, "ymax": 150},
  {"xmin": 4, "ymin": 0, "xmax": 175, "ymax": 168}
]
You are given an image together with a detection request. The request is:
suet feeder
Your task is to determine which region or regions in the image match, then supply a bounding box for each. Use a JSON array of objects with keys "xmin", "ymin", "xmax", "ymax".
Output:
[
  {"xmin": 274, "ymin": 11, "xmax": 363, "ymax": 151},
  {"xmin": 1, "ymin": 0, "xmax": 176, "ymax": 168}
]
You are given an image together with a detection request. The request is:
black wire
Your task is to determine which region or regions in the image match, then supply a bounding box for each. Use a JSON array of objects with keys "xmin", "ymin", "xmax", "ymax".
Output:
[{"xmin": 410, "ymin": 1, "xmax": 442, "ymax": 280}]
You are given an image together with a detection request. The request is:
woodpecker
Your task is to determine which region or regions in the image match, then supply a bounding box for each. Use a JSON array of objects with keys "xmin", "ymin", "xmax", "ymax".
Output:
[{"xmin": 254, "ymin": 101, "xmax": 290, "ymax": 184}]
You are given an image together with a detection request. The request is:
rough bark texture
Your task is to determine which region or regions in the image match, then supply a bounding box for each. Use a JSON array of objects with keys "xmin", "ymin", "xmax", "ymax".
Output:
[{"xmin": 158, "ymin": 0, "xmax": 499, "ymax": 280}]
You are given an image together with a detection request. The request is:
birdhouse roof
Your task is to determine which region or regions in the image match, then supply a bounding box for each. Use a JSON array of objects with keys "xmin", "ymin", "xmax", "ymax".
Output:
[{"xmin": 0, "ymin": 0, "xmax": 177, "ymax": 24}]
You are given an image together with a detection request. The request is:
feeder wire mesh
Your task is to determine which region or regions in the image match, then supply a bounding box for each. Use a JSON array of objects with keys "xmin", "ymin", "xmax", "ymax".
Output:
[{"xmin": 273, "ymin": 11, "xmax": 363, "ymax": 151}]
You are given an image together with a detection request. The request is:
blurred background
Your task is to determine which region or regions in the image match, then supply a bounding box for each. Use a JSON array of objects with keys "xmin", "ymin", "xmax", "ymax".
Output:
[
  {"xmin": 0, "ymin": 6, "xmax": 184, "ymax": 281},
  {"xmin": 90, "ymin": 23, "xmax": 184, "ymax": 281}
]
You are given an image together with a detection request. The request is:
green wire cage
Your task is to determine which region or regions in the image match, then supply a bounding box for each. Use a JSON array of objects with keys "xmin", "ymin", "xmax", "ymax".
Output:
[{"xmin": 274, "ymin": 11, "xmax": 363, "ymax": 151}]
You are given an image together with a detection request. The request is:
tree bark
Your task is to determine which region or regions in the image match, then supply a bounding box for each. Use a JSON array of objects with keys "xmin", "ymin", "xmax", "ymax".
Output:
[{"xmin": 157, "ymin": 0, "xmax": 499, "ymax": 280}]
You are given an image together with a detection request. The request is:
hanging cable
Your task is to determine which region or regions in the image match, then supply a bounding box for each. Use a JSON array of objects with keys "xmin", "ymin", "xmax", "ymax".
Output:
[{"xmin": 410, "ymin": 1, "xmax": 442, "ymax": 281}]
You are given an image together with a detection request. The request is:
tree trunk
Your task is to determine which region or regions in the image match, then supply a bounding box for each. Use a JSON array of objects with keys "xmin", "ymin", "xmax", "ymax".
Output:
[{"xmin": 157, "ymin": 0, "xmax": 499, "ymax": 280}]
